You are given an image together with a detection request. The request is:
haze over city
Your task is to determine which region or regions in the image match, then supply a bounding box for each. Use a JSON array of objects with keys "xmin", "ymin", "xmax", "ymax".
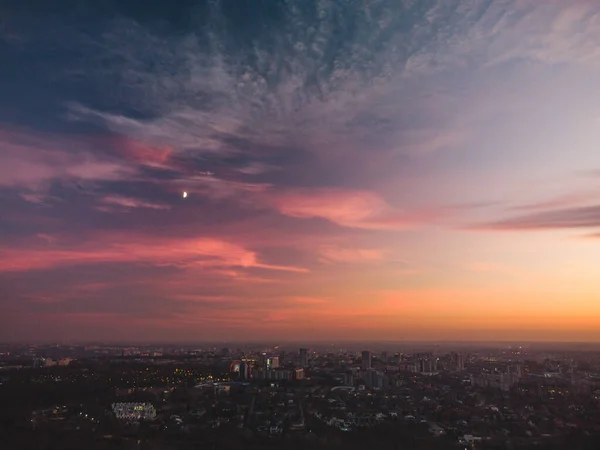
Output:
[{"xmin": 2, "ymin": 0, "xmax": 600, "ymax": 343}]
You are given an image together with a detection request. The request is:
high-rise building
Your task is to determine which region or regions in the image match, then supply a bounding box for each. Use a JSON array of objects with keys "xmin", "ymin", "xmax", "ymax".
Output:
[
  {"xmin": 267, "ymin": 356, "xmax": 279, "ymax": 369},
  {"xmin": 254, "ymin": 369, "xmax": 294, "ymax": 381},
  {"xmin": 295, "ymin": 368, "xmax": 305, "ymax": 380},
  {"xmin": 365, "ymin": 369, "xmax": 387, "ymax": 390},
  {"xmin": 33, "ymin": 357, "xmax": 46, "ymax": 369},
  {"xmin": 416, "ymin": 353, "xmax": 436, "ymax": 373},
  {"xmin": 240, "ymin": 362, "xmax": 249, "ymax": 379},
  {"xmin": 380, "ymin": 351, "xmax": 388, "ymax": 364},
  {"xmin": 508, "ymin": 364, "xmax": 522, "ymax": 378},
  {"xmin": 299, "ymin": 348, "xmax": 308, "ymax": 367},
  {"xmin": 258, "ymin": 352, "xmax": 268, "ymax": 370},
  {"xmin": 451, "ymin": 352, "xmax": 465, "ymax": 372},
  {"xmin": 361, "ymin": 350, "xmax": 372, "ymax": 370}
]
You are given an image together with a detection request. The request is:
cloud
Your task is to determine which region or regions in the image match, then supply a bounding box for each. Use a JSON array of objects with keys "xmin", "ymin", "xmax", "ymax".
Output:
[
  {"xmin": 0, "ymin": 234, "xmax": 308, "ymax": 274},
  {"xmin": 52, "ymin": 0, "xmax": 600, "ymax": 201},
  {"xmin": 99, "ymin": 195, "xmax": 170, "ymax": 211},
  {"xmin": 36, "ymin": 234, "xmax": 58, "ymax": 245},
  {"xmin": 318, "ymin": 245, "xmax": 388, "ymax": 264},
  {"xmin": 0, "ymin": 127, "xmax": 135, "ymax": 197},
  {"xmin": 508, "ymin": 192, "xmax": 599, "ymax": 212},
  {"xmin": 4, "ymin": 1, "xmax": 600, "ymax": 342},
  {"xmin": 235, "ymin": 162, "xmax": 281, "ymax": 175},
  {"xmin": 269, "ymin": 188, "xmax": 442, "ymax": 230},
  {"xmin": 174, "ymin": 174, "xmax": 271, "ymax": 200},
  {"xmin": 61, "ymin": 0, "xmax": 497, "ymax": 168},
  {"xmin": 52, "ymin": 1, "xmax": 600, "ymax": 207},
  {"xmin": 476, "ymin": 204, "xmax": 600, "ymax": 231},
  {"xmin": 406, "ymin": 1, "xmax": 600, "ymax": 72},
  {"xmin": 13, "ymin": 1, "xmax": 600, "ymax": 171},
  {"xmin": 68, "ymin": 103, "xmax": 249, "ymax": 157},
  {"xmin": 107, "ymin": 137, "xmax": 174, "ymax": 170}
]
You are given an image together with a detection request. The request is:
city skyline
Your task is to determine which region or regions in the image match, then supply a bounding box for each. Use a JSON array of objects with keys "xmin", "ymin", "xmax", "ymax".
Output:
[{"xmin": 2, "ymin": 0, "xmax": 600, "ymax": 343}]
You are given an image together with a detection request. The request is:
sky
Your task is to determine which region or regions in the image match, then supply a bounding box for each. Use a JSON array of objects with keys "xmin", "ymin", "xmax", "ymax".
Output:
[{"xmin": 1, "ymin": 0, "xmax": 600, "ymax": 343}]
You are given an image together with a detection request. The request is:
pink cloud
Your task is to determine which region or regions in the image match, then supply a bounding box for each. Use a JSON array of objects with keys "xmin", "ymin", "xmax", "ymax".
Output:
[
  {"xmin": 318, "ymin": 245, "xmax": 388, "ymax": 264},
  {"xmin": 99, "ymin": 195, "xmax": 170, "ymax": 210},
  {"xmin": 509, "ymin": 192, "xmax": 600, "ymax": 212},
  {"xmin": 20, "ymin": 193, "xmax": 49, "ymax": 204},
  {"xmin": 269, "ymin": 188, "xmax": 442, "ymax": 230},
  {"xmin": 471, "ymin": 204, "xmax": 600, "ymax": 231},
  {"xmin": 0, "ymin": 127, "xmax": 135, "ymax": 192},
  {"xmin": 36, "ymin": 234, "xmax": 58, "ymax": 245},
  {"xmin": 111, "ymin": 137, "xmax": 174, "ymax": 169},
  {"xmin": 174, "ymin": 174, "xmax": 271, "ymax": 200},
  {"xmin": 0, "ymin": 234, "xmax": 308, "ymax": 274},
  {"xmin": 21, "ymin": 294, "xmax": 65, "ymax": 304}
]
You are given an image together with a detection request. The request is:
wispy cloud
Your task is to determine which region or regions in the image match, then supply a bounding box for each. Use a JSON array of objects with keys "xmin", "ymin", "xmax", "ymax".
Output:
[
  {"xmin": 318, "ymin": 245, "xmax": 389, "ymax": 264},
  {"xmin": 0, "ymin": 127, "xmax": 136, "ymax": 198},
  {"xmin": 475, "ymin": 204, "xmax": 600, "ymax": 231},
  {"xmin": 0, "ymin": 234, "xmax": 308, "ymax": 274},
  {"xmin": 269, "ymin": 188, "xmax": 443, "ymax": 230},
  {"xmin": 508, "ymin": 192, "xmax": 600, "ymax": 212},
  {"xmin": 174, "ymin": 175, "xmax": 271, "ymax": 200},
  {"xmin": 61, "ymin": 0, "xmax": 499, "ymax": 166},
  {"xmin": 3, "ymin": 0, "xmax": 600, "ymax": 341},
  {"xmin": 107, "ymin": 137, "xmax": 174, "ymax": 169},
  {"xmin": 235, "ymin": 162, "xmax": 281, "ymax": 175},
  {"xmin": 99, "ymin": 195, "xmax": 170, "ymax": 211}
]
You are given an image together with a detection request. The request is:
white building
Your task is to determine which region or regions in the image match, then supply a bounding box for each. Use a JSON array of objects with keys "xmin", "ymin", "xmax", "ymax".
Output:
[{"xmin": 112, "ymin": 402, "xmax": 156, "ymax": 421}]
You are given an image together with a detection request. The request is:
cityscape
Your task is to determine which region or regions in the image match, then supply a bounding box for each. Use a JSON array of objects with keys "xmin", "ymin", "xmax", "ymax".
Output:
[
  {"xmin": 2, "ymin": 0, "xmax": 600, "ymax": 449},
  {"xmin": 0, "ymin": 343, "xmax": 600, "ymax": 449},
  {"xmin": 2, "ymin": 341, "xmax": 600, "ymax": 449}
]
